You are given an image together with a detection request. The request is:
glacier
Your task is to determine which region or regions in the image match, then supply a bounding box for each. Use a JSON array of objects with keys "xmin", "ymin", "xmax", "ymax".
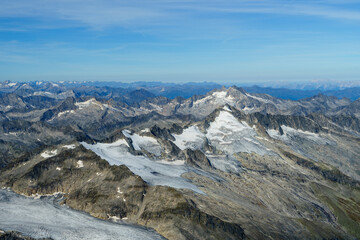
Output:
[
  {"xmin": 81, "ymin": 140, "xmax": 202, "ymax": 193},
  {"xmin": 0, "ymin": 189, "xmax": 164, "ymax": 240}
]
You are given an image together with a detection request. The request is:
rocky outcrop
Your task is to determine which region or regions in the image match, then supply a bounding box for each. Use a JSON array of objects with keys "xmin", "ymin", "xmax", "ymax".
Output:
[
  {"xmin": 0, "ymin": 230, "xmax": 52, "ymax": 240},
  {"xmin": 251, "ymin": 112, "xmax": 322, "ymax": 133},
  {"xmin": 150, "ymin": 125, "xmax": 175, "ymax": 141},
  {"xmin": 281, "ymin": 150, "xmax": 360, "ymax": 188},
  {"xmin": 184, "ymin": 149, "xmax": 212, "ymax": 169},
  {"xmin": 139, "ymin": 186, "xmax": 244, "ymax": 240},
  {"xmin": 40, "ymin": 97, "xmax": 76, "ymax": 121}
]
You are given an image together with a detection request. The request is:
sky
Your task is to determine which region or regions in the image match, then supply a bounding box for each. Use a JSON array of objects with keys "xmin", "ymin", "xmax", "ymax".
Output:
[{"xmin": 0, "ymin": 0, "xmax": 360, "ymax": 83}]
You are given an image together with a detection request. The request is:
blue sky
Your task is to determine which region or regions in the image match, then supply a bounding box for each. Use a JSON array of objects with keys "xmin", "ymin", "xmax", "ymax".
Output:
[{"xmin": 0, "ymin": 0, "xmax": 360, "ymax": 83}]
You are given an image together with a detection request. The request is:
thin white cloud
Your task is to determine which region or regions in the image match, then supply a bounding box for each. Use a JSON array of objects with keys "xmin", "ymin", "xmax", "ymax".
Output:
[
  {"xmin": 198, "ymin": 4, "xmax": 360, "ymax": 21},
  {"xmin": 0, "ymin": 0, "xmax": 169, "ymax": 29},
  {"xmin": 1, "ymin": 0, "xmax": 360, "ymax": 31}
]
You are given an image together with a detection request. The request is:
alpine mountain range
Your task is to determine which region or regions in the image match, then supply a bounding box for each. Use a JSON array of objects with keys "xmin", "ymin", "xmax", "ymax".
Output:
[{"xmin": 0, "ymin": 80, "xmax": 359, "ymax": 240}]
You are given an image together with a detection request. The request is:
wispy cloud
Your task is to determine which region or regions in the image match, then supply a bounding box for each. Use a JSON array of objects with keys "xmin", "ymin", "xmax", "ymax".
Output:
[
  {"xmin": 172, "ymin": 0, "xmax": 360, "ymax": 21},
  {"xmin": 0, "ymin": 0, "xmax": 168, "ymax": 30},
  {"xmin": 1, "ymin": 0, "xmax": 360, "ymax": 82},
  {"xmin": 1, "ymin": 0, "xmax": 360, "ymax": 31}
]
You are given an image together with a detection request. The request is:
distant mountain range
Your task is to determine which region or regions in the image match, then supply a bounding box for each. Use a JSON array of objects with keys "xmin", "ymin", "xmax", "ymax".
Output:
[
  {"xmin": 2, "ymin": 80, "xmax": 359, "ymax": 100},
  {"xmin": 257, "ymin": 80, "xmax": 360, "ymax": 91}
]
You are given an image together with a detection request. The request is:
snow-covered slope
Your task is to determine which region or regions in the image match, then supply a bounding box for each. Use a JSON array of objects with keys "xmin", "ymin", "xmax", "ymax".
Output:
[
  {"xmin": 172, "ymin": 126, "xmax": 204, "ymax": 151},
  {"xmin": 206, "ymin": 110, "xmax": 270, "ymax": 155},
  {"xmin": 0, "ymin": 190, "xmax": 164, "ymax": 240},
  {"xmin": 81, "ymin": 140, "xmax": 202, "ymax": 193},
  {"xmin": 171, "ymin": 109, "xmax": 273, "ymax": 173},
  {"xmin": 205, "ymin": 110, "xmax": 272, "ymax": 172},
  {"xmin": 122, "ymin": 130, "xmax": 162, "ymax": 156}
]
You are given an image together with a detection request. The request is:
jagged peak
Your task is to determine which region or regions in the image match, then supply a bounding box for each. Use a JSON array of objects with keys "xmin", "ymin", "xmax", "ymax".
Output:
[
  {"xmin": 228, "ymin": 85, "xmax": 247, "ymax": 94},
  {"xmin": 200, "ymin": 86, "xmax": 247, "ymax": 100},
  {"xmin": 302, "ymin": 93, "xmax": 339, "ymax": 102}
]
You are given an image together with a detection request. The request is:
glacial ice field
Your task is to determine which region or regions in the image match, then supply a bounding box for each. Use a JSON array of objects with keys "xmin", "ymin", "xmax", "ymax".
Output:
[
  {"xmin": 0, "ymin": 189, "xmax": 164, "ymax": 240},
  {"xmin": 81, "ymin": 139, "xmax": 203, "ymax": 193},
  {"xmin": 172, "ymin": 109, "xmax": 273, "ymax": 173}
]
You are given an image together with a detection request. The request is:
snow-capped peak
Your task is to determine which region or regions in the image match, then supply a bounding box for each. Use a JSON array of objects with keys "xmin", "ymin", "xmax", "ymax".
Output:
[{"xmin": 75, "ymin": 98, "xmax": 105, "ymax": 110}]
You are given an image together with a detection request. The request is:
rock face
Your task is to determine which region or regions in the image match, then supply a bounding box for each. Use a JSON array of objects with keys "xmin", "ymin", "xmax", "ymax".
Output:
[
  {"xmin": 40, "ymin": 97, "xmax": 76, "ymax": 121},
  {"xmin": 150, "ymin": 125, "xmax": 176, "ymax": 141},
  {"xmin": 0, "ymin": 230, "xmax": 53, "ymax": 240},
  {"xmin": 184, "ymin": 149, "xmax": 213, "ymax": 169}
]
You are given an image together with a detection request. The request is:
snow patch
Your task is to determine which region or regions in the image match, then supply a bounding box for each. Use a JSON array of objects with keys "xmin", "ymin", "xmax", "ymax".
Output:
[
  {"xmin": 30, "ymin": 192, "xmax": 64, "ymax": 199},
  {"xmin": 75, "ymin": 98, "xmax": 104, "ymax": 110},
  {"xmin": 140, "ymin": 128, "xmax": 150, "ymax": 133},
  {"xmin": 76, "ymin": 160, "xmax": 84, "ymax": 168},
  {"xmin": 223, "ymin": 105, "xmax": 232, "ymax": 112},
  {"xmin": 242, "ymin": 106, "xmax": 254, "ymax": 111},
  {"xmin": 172, "ymin": 126, "xmax": 204, "ymax": 150},
  {"xmin": 33, "ymin": 91, "xmax": 53, "ymax": 97},
  {"xmin": 194, "ymin": 95, "xmax": 211, "ymax": 105},
  {"xmin": 122, "ymin": 130, "xmax": 162, "ymax": 155},
  {"xmin": 41, "ymin": 150, "xmax": 58, "ymax": 159},
  {"xmin": 58, "ymin": 110, "xmax": 75, "ymax": 117},
  {"xmin": 267, "ymin": 125, "xmax": 330, "ymax": 144},
  {"xmin": 63, "ymin": 144, "xmax": 76, "ymax": 149},
  {"xmin": 107, "ymin": 215, "xmax": 121, "ymax": 222},
  {"xmin": 156, "ymin": 160, "xmax": 185, "ymax": 165},
  {"xmin": 212, "ymin": 91, "xmax": 227, "ymax": 99},
  {"xmin": 256, "ymin": 136, "xmax": 271, "ymax": 142},
  {"xmin": 267, "ymin": 129, "xmax": 280, "ymax": 139},
  {"xmin": 194, "ymin": 91, "xmax": 235, "ymax": 106}
]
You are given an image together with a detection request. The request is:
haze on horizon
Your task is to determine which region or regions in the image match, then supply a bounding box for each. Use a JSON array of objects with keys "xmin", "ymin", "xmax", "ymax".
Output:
[{"xmin": 0, "ymin": 0, "xmax": 360, "ymax": 83}]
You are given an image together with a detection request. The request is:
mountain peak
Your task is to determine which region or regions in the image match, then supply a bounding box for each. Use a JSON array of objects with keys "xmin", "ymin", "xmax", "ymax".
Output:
[{"xmin": 228, "ymin": 85, "xmax": 247, "ymax": 94}]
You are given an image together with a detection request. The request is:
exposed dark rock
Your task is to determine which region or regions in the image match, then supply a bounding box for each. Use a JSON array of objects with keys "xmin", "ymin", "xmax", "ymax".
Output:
[
  {"xmin": 0, "ymin": 230, "xmax": 52, "ymax": 240},
  {"xmin": 184, "ymin": 149, "xmax": 213, "ymax": 169},
  {"xmin": 150, "ymin": 125, "xmax": 175, "ymax": 141},
  {"xmin": 40, "ymin": 97, "xmax": 76, "ymax": 121}
]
